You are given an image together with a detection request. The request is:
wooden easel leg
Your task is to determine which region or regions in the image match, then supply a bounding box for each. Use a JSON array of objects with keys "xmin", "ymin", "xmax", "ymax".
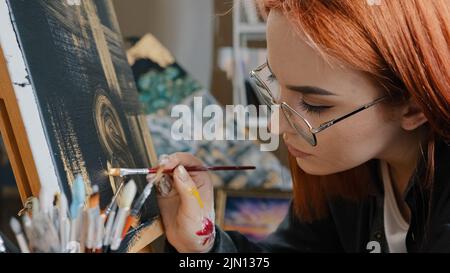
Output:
[
  {"xmin": 0, "ymin": 46, "xmax": 41, "ymax": 204},
  {"xmin": 0, "ymin": 99, "xmax": 32, "ymax": 203}
]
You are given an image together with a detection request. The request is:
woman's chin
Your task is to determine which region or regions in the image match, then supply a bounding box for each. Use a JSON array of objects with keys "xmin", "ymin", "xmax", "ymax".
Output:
[
  {"xmin": 296, "ymin": 156, "xmax": 359, "ymax": 176},
  {"xmin": 295, "ymin": 157, "xmax": 331, "ymax": 176}
]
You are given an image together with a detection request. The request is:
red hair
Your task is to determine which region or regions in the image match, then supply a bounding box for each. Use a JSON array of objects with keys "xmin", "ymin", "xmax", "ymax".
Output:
[{"xmin": 259, "ymin": 0, "xmax": 450, "ymax": 222}]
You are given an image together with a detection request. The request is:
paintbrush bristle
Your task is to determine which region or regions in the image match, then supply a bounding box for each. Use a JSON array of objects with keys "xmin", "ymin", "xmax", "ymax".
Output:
[
  {"xmin": 89, "ymin": 185, "xmax": 100, "ymax": 208},
  {"xmin": 72, "ymin": 175, "xmax": 86, "ymax": 202},
  {"xmin": 121, "ymin": 215, "xmax": 138, "ymax": 239},
  {"xmin": 108, "ymin": 168, "xmax": 121, "ymax": 177},
  {"xmin": 9, "ymin": 217, "xmax": 22, "ymax": 234},
  {"xmin": 117, "ymin": 180, "xmax": 137, "ymax": 208},
  {"xmin": 53, "ymin": 192, "xmax": 61, "ymax": 207},
  {"xmin": 70, "ymin": 174, "xmax": 86, "ymax": 218}
]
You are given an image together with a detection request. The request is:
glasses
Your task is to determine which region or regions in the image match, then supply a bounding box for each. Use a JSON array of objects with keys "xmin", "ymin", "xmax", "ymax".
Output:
[{"xmin": 250, "ymin": 62, "xmax": 388, "ymax": 147}]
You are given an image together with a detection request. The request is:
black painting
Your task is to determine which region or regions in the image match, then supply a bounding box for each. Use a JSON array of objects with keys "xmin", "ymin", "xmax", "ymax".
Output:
[{"xmin": 6, "ymin": 0, "xmax": 159, "ymax": 250}]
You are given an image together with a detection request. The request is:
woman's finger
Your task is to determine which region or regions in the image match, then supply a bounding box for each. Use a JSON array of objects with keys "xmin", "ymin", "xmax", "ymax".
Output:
[
  {"xmin": 172, "ymin": 165, "xmax": 205, "ymax": 213},
  {"xmin": 158, "ymin": 152, "xmax": 205, "ymax": 170},
  {"xmin": 147, "ymin": 173, "xmax": 175, "ymax": 197}
]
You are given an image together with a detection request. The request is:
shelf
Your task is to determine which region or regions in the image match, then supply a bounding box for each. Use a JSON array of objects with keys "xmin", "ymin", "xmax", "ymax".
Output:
[{"xmin": 232, "ymin": 0, "xmax": 267, "ymax": 106}]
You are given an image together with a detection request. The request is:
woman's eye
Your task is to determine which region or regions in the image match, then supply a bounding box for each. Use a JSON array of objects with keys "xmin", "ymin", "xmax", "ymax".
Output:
[
  {"xmin": 266, "ymin": 73, "xmax": 276, "ymax": 83},
  {"xmin": 299, "ymin": 99, "xmax": 333, "ymax": 115}
]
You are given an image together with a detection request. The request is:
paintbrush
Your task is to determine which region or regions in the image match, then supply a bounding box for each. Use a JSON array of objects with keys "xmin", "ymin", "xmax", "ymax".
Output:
[
  {"xmin": 30, "ymin": 212, "xmax": 60, "ymax": 253},
  {"xmin": 102, "ymin": 203, "xmax": 117, "ymax": 251},
  {"xmin": 31, "ymin": 197, "xmax": 40, "ymax": 218},
  {"xmin": 68, "ymin": 175, "xmax": 85, "ymax": 252},
  {"xmin": 85, "ymin": 185, "xmax": 100, "ymax": 252},
  {"xmin": 110, "ymin": 180, "xmax": 137, "ymax": 251},
  {"xmin": 78, "ymin": 210, "xmax": 89, "ymax": 253},
  {"xmin": 52, "ymin": 193, "xmax": 61, "ymax": 232},
  {"xmin": 57, "ymin": 192, "xmax": 69, "ymax": 252},
  {"xmin": 0, "ymin": 233, "xmax": 5, "ymax": 253},
  {"xmin": 108, "ymin": 165, "xmax": 256, "ymax": 177},
  {"xmin": 94, "ymin": 214, "xmax": 105, "ymax": 253},
  {"xmin": 9, "ymin": 217, "xmax": 30, "ymax": 253},
  {"xmin": 103, "ymin": 179, "xmax": 127, "ymax": 218},
  {"xmin": 21, "ymin": 214, "xmax": 35, "ymax": 252},
  {"xmin": 101, "ymin": 179, "xmax": 129, "ymax": 251},
  {"xmin": 39, "ymin": 184, "xmax": 54, "ymax": 219},
  {"xmin": 121, "ymin": 166, "xmax": 165, "ymax": 239},
  {"xmin": 28, "ymin": 194, "xmax": 60, "ymax": 252}
]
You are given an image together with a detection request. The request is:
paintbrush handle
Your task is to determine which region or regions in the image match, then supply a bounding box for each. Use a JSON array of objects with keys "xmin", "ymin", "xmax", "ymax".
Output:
[
  {"xmin": 104, "ymin": 182, "xmax": 125, "ymax": 217},
  {"xmin": 130, "ymin": 182, "xmax": 153, "ymax": 215},
  {"xmin": 103, "ymin": 209, "xmax": 116, "ymax": 247},
  {"xmin": 148, "ymin": 165, "xmax": 256, "ymax": 174},
  {"xmin": 0, "ymin": 235, "xmax": 5, "ymax": 253},
  {"xmin": 16, "ymin": 233, "xmax": 30, "ymax": 253},
  {"xmin": 110, "ymin": 208, "xmax": 129, "ymax": 251},
  {"xmin": 112, "ymin": 166, "xmax": 256, "ymax": 177}
]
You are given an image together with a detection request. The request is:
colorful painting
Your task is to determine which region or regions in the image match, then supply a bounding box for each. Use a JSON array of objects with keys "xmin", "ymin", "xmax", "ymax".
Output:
[{"xmin": 216, "ymin": 189, "xmax": 292, "ymax": 242}]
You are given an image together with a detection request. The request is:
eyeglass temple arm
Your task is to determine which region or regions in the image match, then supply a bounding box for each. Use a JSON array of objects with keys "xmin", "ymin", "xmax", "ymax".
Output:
[{"xmin": 313, "ymin": 96, "xmax": 388, "ymax": 133}]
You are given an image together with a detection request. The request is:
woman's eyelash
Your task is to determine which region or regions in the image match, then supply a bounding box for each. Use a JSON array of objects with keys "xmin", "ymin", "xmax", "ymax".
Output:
[
  {"xmin": 267, "ymin": 74, "xmax": 276, "ymax": 83},
  {"xmin": 299, "ymin": 100, "xmax": 333, "ymax": 114},
  {"xmin": 263, "ymin": 73, "xmax": 333, "ymax": 115}
]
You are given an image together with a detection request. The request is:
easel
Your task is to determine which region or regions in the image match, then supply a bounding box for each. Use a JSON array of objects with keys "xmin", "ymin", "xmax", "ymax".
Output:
[
  {"xmin": 0, "ymin": 46, "xmax": 165, "ymax": 252},
  {"xmin": 0, "ymin": 46, "xmax": 40, "ymax": 201}
]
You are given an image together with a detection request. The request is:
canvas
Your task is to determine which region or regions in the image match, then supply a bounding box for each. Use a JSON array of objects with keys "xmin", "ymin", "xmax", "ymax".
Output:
[{"xmin": 0, "ymin": 0, "xmax": 159, "ymax": 251}]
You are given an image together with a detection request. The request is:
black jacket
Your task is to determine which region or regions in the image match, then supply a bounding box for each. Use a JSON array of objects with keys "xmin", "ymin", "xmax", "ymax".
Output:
[{"xmin": 166, "ymin": 137, "xmax": 450, "ymax": 253}]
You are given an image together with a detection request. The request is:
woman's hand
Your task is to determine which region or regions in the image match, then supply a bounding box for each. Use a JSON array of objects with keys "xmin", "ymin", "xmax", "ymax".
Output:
[{"xmin": 147, "ymin": 153, "xmax": 216, "ymax": 253}]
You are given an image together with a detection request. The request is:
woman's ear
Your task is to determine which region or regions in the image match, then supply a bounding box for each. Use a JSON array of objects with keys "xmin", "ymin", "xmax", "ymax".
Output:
[{"xmin": 400, "ymin": 97, "xmax": 428, "ymax": 131}]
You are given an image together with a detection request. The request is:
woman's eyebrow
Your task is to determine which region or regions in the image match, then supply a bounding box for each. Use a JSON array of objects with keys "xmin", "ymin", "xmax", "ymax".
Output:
[
  {"xmin": 286, "ymin": 85, "xmax": 337, "ymax": 96},
  {"xmin": 267, "ymin": 60, "xmax": 337, "ymax": 96}
]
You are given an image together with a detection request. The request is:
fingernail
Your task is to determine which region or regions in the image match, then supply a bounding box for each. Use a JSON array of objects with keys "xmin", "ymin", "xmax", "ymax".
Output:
[
  {"xmin": 159, "ymin": 154, "xmax": 170, "ymax": 166},
  {"xmin": 157, "ymin": 175, "xmax": 172, "ymax": 196},
  {"xmin": 176, "ymin": 165, "xmax": 189, "ymax": 183}
]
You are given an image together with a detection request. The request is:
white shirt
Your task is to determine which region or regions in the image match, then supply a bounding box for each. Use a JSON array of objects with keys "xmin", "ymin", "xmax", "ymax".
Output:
[{"xmin": 380, "ymin": 160, "xmax": 410, "ymax": 253}]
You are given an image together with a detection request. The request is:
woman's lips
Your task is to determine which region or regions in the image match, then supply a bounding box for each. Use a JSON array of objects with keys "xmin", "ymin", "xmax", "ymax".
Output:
[{"xmin": 286, "ymin": 144, "xmax": 312, "ymax": 158}]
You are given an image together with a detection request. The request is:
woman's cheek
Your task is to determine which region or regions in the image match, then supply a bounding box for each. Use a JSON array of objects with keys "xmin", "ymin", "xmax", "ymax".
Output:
[{"xmin": 296, "ymin": 128, "xmax": 368, "ymax": 175}]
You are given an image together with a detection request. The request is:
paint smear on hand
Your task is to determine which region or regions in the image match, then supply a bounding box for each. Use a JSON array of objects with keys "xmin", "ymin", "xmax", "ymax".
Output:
[
  {"xmin": 188, "ymin": 187, "xmax": 204, "ymax": 209},
  {"xmin": 195, "ymin": 217, "xmax": 214, "ymax": 246}
]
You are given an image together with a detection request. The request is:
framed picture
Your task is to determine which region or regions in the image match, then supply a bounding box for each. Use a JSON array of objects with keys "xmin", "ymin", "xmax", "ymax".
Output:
[{"xmin": 215, "ymin": 188, "xmax": 292, "ymax": 242}]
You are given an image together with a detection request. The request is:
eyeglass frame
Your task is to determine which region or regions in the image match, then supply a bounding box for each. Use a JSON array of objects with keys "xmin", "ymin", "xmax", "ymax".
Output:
[{"xmin": 250, "ymin": 62, "xmax": 388, "ymax": 147}]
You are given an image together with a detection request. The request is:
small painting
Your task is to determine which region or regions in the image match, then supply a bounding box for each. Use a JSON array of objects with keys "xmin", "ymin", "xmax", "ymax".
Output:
[{"xmin": 215, "ymin": 189, "xmax": 292, "ymax": 242}]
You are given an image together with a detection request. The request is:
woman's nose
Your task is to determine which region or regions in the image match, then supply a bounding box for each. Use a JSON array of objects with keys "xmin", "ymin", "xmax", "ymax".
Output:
[{"xmin": 267, "ymin": 105, "xmax": 294, "ymax": 136}]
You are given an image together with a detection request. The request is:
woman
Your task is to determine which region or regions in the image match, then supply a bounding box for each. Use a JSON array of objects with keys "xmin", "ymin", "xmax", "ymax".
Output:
[{"xmin": 149, "ymin": 0, "xmax": 450, "ymax": 252}]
